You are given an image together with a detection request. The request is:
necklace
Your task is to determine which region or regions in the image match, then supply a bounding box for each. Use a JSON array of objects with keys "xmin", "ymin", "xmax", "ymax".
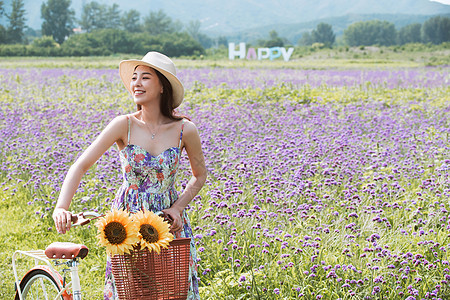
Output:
[{"xmin": 142, "ymin": 119, "xmax": 162, "ymax": 140}]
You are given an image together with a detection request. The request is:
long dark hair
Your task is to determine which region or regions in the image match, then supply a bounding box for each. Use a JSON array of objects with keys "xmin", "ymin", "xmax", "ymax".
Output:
[{"xmin": 136, "ymin": 67, "xmax": 184, "ymax": 121}]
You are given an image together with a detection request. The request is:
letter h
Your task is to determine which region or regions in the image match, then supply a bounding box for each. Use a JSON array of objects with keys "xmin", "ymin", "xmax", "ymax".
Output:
[{"xmin": 228, "ymin": 43, "xmax": 246, "ymax": 60}]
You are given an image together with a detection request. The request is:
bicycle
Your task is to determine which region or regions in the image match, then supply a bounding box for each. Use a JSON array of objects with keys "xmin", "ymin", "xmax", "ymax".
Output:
[
  {"xmin": 12, "ymin": 210, "xmax": 191, "ymax": 300},
  {"xmin": 12, "ymin": 211, "xmax": 101, "ymax": 300}
]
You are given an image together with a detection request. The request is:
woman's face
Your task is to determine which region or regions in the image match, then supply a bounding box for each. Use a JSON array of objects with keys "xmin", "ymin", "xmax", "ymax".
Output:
[{"xmin": 130, "ymin": 65, "xmax": 163, "ymax": 105}]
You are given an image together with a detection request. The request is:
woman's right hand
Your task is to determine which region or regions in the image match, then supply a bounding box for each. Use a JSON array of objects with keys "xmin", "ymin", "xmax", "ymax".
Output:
[{"xmin": 52, "ymin": 208, "xmax": 73, "ymax": 234}]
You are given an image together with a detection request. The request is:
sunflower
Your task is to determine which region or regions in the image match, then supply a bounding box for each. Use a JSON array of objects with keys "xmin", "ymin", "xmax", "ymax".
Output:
[
  {"xmin": 95, "ymin": 209, "xmax": 140, "ymax": 256},
  {"xmin": 132, "ymin": 210, "xmax": 174, "ymax": 254}
]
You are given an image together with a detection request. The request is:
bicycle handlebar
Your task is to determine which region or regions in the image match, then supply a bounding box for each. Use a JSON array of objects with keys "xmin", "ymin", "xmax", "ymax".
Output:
[
  {"xmin": 71, "ymin": 211, "xmax": 103, "ymax": 226},
  {"xmin": 70, "ymin": 210, "xmax": 173, "ymax": 227}
]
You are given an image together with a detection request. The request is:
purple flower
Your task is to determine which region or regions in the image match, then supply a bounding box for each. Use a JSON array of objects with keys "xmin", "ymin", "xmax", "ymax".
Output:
[
  {"xmin": 3, "ymin": 67, "xmax": 449, "ymax": 298},
  {"xmin": 372, "ymin": 286, "xmax": 381, "ymax": 294}
]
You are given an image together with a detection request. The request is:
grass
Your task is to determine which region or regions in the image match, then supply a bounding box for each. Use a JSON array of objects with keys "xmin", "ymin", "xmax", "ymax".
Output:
[
  {"xmin": 0, "ymin": 190, "xmax": 105, "ymax": 299},
  {"xmin": 1, "ymin": 43, "xmax": 449, "ymax": 69},
  {"xmin": 0, "ymin": 52, "xmax": 449, "ymax": 299}
]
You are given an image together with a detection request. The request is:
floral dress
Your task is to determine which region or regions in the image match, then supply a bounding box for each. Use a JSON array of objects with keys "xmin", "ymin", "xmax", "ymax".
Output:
[{"xmin": 104, "ymin": 116, "xmax": 200, "ymax": 299}]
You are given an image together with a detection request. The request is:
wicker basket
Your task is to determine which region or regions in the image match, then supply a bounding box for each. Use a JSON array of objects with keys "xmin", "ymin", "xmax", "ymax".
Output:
[{"xmin": 111, "ymin": 237, "xmax": 191, "ymax": 300}]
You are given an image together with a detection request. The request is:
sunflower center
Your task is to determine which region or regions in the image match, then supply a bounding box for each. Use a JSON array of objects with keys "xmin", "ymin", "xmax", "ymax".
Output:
[
  {"xmin": 140, "ymin": 224, "xmax": 159, "ymax": 243},
  {"xmin": 104, "ymin": 222, "xmax": 127, "ymax": 245}
]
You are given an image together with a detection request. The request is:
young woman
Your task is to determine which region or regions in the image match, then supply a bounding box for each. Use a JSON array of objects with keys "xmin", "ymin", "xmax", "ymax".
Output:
[{"xmin": 52, "ymin": 52, "xmax": 206, "ymax": 299}]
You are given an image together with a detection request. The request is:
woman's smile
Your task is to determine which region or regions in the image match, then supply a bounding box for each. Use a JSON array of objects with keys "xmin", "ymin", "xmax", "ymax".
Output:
[{"xmin": 133, "ymin": 89, "xmax": 145, "ymax": 96}]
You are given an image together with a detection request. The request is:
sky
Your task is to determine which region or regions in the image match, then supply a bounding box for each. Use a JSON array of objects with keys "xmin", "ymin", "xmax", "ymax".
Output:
[
  {"xmin": 2, "ymin": 0, "xmax": 449, "ymax": 30},
  {"xmin": 430, "ymin": 0, "xmax": 450, "ymax": 3}
]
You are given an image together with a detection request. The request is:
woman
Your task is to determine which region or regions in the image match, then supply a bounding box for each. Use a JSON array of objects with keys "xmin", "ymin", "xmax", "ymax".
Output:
[{"xmin": 52, "ymin": 52, "xmax": 206, "ymax": 299}]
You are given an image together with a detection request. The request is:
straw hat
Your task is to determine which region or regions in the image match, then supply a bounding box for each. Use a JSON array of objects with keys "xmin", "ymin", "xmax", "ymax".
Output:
[{"xmin": 119, "ymin": 52, "xmax": 184, "ymax": 108}]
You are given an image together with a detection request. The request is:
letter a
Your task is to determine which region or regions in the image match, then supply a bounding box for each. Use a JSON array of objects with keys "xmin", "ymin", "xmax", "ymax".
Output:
[{"xmin": 246, "ymin": 48, "xmax": 257, "ymax": 60}]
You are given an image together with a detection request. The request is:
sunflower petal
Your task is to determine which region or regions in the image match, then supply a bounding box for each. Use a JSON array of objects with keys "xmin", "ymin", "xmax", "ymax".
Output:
[
  {"xmin": 95, "ymin": 209, "xmax": 138, "ymax": 256},
  {"xmin": 132, "ymin": 209, "xmax": 174, "ymax": 253}
]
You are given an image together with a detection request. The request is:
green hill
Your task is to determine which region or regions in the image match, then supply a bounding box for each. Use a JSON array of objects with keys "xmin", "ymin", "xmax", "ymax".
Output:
[{"xmin": 225, "ymin": 13, "xmax": 450, "ymax": 44}]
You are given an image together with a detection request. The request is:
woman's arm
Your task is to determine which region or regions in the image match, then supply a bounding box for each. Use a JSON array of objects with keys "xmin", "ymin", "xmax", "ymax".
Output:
[
  {"xmin": 53, "ymin": 115, "xmax": 128, "ymax": 234},
  {"xmin": 163, "ymin": 120, "xmax": 207, "ymax": 232}
]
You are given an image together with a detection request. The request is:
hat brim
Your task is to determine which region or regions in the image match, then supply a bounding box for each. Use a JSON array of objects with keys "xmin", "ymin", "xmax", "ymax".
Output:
[{"xmin": 119, "ymin": 59, "xmax": 184, "ymax": 108}]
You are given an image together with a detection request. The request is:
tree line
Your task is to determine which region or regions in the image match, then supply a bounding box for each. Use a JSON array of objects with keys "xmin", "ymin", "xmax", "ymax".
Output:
[
  {"xmin": 0, "ymin": 0, "xmax": 211, "ymax": 56},
  {"xmin": 300, "ymin": 17, "xmax": 450, "ymax": 48},
  {"xmin": 0, "ymin": 0, "xmax": 449, "ymax": 57}
]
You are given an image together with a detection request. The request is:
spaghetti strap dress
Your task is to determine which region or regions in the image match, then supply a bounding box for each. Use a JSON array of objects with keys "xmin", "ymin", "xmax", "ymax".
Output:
[{"xmin": 103, "ymin": 116, "xmax": 200, "ymax": 300}]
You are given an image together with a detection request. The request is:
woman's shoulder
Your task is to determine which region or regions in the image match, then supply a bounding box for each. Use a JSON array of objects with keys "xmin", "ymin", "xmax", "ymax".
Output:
[
  {"xmin": 109, "ymin": 114, "xmax": 130, "ymax": 126},
  {"xmin": 112, "ymin": 112, "xmax": 143, "ymax": 124},
  {"xmin": 181, "ymin": 118, "xmax": 199, "ymax": 136},
  {"xmin": 105, "ymin": 114, "xmax": 136, "ymax": 133}
]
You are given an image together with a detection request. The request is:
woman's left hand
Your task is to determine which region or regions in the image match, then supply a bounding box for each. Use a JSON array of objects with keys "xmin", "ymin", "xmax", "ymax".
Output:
[{"xmin": 162, "ymin": 206, "xmax": 183, "ymax": 233}]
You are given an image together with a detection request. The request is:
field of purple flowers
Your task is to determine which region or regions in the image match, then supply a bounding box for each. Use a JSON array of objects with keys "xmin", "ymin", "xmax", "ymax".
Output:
[{"xmin": 0, "ymin": 66, "xmax": 449, "ymax": 299}]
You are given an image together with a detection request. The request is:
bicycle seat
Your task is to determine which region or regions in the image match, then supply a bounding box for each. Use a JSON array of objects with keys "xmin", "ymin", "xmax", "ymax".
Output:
[{"xmin": 44, "ymin": 242, "xmax": 89, "ymax": 259}]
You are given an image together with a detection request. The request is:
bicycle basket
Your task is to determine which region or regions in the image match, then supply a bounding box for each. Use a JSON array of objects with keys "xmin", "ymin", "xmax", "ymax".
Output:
[{"xmin": 111, "ymin": 237, "xmax": 191, "ymax": 300}]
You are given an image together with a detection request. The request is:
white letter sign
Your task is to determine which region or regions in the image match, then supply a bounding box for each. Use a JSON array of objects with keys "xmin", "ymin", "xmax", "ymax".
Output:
[
  {"xmin": 229, "ymin": 43, "xmax": 294, "ymax": 61},
  {"xmin": 228, "ymin": 42, "xmax": 246, "ymax": 60}
]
